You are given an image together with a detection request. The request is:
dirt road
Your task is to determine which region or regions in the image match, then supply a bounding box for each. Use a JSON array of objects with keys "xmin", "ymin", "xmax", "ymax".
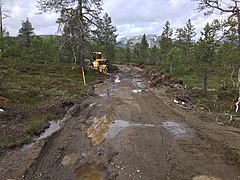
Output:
[{"xmin": 1, "ymin": 65, "xmax": 240, "ymax": 180}]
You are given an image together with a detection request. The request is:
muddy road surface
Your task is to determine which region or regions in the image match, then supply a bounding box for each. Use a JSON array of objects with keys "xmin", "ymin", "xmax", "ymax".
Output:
[{"xmin": 1, "ymin": 65, "xmax": 240, "ymax": 180}]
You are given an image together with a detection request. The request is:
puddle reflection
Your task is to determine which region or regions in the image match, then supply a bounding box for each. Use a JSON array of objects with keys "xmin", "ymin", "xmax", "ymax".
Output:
[{"xmin": 163, "ymin": 121, "xmax": 193, "ymax": 139}]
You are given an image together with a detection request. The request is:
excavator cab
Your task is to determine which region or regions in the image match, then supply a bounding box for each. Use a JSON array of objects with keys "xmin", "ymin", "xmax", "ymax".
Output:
[{"xmin": 90, "ymin": 52, "xmax": 109, "ymax": 72}]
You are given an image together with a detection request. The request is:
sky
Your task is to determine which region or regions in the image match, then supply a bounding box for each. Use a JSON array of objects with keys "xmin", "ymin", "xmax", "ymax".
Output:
[{"xmin": 2, "ymin": 0, "xmax": 220, "ymax": 39}]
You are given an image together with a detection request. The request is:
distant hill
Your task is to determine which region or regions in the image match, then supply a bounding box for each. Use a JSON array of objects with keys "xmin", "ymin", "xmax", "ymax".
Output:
[{"xmin": 118, "ymin": 34, "xmax": 161, "ymax": 48}]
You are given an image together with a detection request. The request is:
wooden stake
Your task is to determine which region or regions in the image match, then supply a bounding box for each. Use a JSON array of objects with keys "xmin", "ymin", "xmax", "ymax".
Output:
[{"xmin": 82, "ymin": 66, "xmax": 86, "ymax": 85}]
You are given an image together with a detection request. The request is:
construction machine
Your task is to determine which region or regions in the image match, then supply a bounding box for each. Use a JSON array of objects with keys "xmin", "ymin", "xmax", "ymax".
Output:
[{"xmin": 89, "ymin": 52, "xmax": 109, "ymax": 72}]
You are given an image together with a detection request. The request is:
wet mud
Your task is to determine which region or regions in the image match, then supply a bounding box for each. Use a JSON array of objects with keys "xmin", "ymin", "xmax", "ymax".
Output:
[{"xmin": 1, "ymin": 65, "xmax": 240, "ymax": 180}]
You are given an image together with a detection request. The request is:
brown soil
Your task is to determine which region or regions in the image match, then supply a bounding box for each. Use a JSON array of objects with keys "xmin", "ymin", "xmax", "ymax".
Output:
[{"xmin": 0, "ymin": 65, "xmax": 239, "ymax": 180}]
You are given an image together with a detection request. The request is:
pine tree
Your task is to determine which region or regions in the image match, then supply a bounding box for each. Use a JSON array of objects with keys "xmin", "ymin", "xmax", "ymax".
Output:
[
  {"xmin": 198, "ymin": 20, "xmax": 220, "ymax": 95},
  {"xmin": 160, "ymin": 21, "xmax": 173, "ymax": 57},
  {"xmin": 125, "ymin": 42, "xmax": 131, "ymax": 62},
  {"xmin": 196, "ymin": 0, "xmax": 240, "ymax": 46},
  {"xmin": 38, "ymin": 0, "xmax": 103, "ymax": 67},
  {"xmin": 159, "ymin": 21, "xmax": 173, "ymax": 69},
  {"xmin": 139, "ymin": 34, "xmax": 149, "ymax": 63},
  {"xmin": 185, "ymin": 19, "xmax": 196, "ymax": 43},
  {"xmin": 18, "ymin": 18, "xmax": 34, "ymax": 47},
  {"xmin": 184, "ymin": 19, "xmax": 196, "ymax": 69},
  {"xmin": 95, "ymin": 13, "xmax": 117, "ymax": 60}
]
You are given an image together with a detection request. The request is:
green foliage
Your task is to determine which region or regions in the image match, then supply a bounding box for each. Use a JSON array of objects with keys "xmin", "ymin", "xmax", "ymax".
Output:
[
  {"xmin": 139, "ymin": 34, "xmax": 149, "ymax": 63},
  {"xmin": 160, "ymin": 21, "xmax": 173, "ymax": 54},
  {"xmin": 0, "ymin": 130, "xmax": 31, "ymax": 149},
  {"xmin": 0, "ymin": 57, "xmax": 94, "ymax": 109},
  {"xmin": 38, "ymin": 0, "xmax": 104, "ymax": 66},
  {"xmin": 94, "ymin": 13, "xmax": 118, "ymax": 60},
  {"xmin": 18, "ymin": 18, "xmax": 34, "ymax": 47},
  {"xmin": 25, "ymin": 113, "xmax": 58, "ymax": 134}
]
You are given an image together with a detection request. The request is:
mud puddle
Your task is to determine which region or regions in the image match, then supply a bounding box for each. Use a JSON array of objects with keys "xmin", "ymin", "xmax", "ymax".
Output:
[
  {"xmin": 86, "ymin": 117, "xmax": 158, "ymax": 146},
  {"xmin": 87, "ymin": 115, "xmax": 112, "ymax": 146},
  {"xmin": 162, "ymin": 121, "xmax": 194, "ymax": 139},
  {"xmin": 61, "ymin": 154, "xmax": 78, "ymax": 166},
  {"xmin": 99, "ymin": 88, "xmax": 116, "ymax": 98},
  {"xmin": 132, "ymin": 73, "xmax": 148, "ymax": 92},
  {"xmin": 106, "ymin": 120, "xmax": 157, "ymax": 139},
  {"xmin": 192, "ymin": 175, "xmax": 222, "ymax": 180},
  {"xmin": 74, "ymin": 163, "xmax": 110, "ymax": 180},
  {"xmin": 39, "ymin": 120, "xmax": 61, "ymax": 139}
]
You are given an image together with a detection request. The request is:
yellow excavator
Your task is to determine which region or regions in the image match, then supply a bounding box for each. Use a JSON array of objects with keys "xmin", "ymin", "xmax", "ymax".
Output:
[{"xmin": 89, "ymin": 52, "xmax": 109, "ymax": 72}]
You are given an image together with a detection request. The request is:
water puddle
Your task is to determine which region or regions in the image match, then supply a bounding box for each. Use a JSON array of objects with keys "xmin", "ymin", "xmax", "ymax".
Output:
[
  {"xmin": 86, "ymin": 117, "xmax": 157, "ymax": 145},
  {"xmin": 74, "ymin": 163, "xmax": 110, "ymax": 180},
  {"xmin": 39, "ymin": 120, "xmax": 61, "ymax": 139},
  {"xmin": 62, "ymin": 154, "xmax": 78, "ymax": 166},
  {"xmin": 132, "ymin": 89, "xmax": 148, "ymax": 93},
  {"xmin": 132, "ymin": 73, "xmax": 148, "ymax": 92},
  {"xmin": 106, "ymin": 120, "xmax": 131, "ymax": 139},
  {"xmin": 162, "ymin": 121, "xmax": 193, "ymax": 139},
  {"xmin": 21, "ymin": 143, "xmax": 34, "ymax": 151},
  {"xmin": 106, "ymin": 120, "xmax": 157, "ymax": 139},
  {"xmin": 135, "ymin": 82, "xmax": 148, "ymax": 89},
  {"xmin": 21, "ymin": 120, "xmax": 61, "ymax": 150},
  {"xmin": 87, "ymin": 115, "xmax": 112, "ymax": 146},
  {"xmin": 192, "ymin": 175, "xmax": 222, "ymax": 180},
  {"xmin": 90, "ymin": 102, "xmax": 97, "ymax": 107},
  {"xmin": 99, "ymin": 88, "xmax": 115, "ymax": 97},
  {"xmin": 115, "ymin": 77, "xmax": 121, "ymax": 83}
]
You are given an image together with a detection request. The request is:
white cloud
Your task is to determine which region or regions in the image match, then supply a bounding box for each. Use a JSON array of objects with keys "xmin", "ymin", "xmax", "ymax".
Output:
[
  {"xmin": 3, "ymin": 0, "xmax": 59, "ymax": 36},
  {"xmin": 103, "ymin": 0, "xmax": 219, "ymax": 38},
  {"xmin": 2, "ymin": 0, "xmax": 221, "ymax": 38}
]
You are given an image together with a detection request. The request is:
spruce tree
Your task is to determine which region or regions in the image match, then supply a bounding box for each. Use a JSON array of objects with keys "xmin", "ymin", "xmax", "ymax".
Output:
[
  {"xmin": 198, "ymin": 20, "xmax": 220, "ymax": 95},
  {"xmin": 160, "ymin": 21, "xmax": 173, "ymax": 57},
  {"xmin": 95, "ymin": 13, "xmax": 117, "ymax": 60},
  {"xmin": 18, "ymin": 18, "xmax": 34, "ymax": 47},
  {"xmin": 139, "ymin": 34, "xmax": 149, "ymax": 63}
]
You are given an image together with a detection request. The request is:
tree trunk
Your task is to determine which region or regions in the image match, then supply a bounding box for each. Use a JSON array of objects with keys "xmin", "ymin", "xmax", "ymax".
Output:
[
  {"xmin": 204, "ymin": 67, "xmax": 208, "ymax": 95},
  {"xmin": 78, "ymin": 0, "xmax": 84, "ymax": 68},
  {"xmin": 235, "ymin": 68, "xmax": 240, "ymax": 112},
  {"xmin": 237, "ymin": 11, "xmax": 240, "ymax": 47},
  {"xmin": 0, "ymin": 4, "xmax": 3, "ymax": 59}
]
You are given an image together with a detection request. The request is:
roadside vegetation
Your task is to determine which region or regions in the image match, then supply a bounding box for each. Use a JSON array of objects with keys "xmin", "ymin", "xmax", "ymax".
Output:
[{"xmin": 114, "ymin": 6, "xmax": 240, "ymax": 125}]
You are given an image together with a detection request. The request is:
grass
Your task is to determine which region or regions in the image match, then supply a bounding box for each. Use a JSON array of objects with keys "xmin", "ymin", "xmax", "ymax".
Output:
[
  {"xmin": 178, "ymin": 64, "xmax": 238, "ymax": 113},
  {"xmin": 0, "ymin": 56, "xmax": 97, "ymax": 150},
  {"xmin": 25, "ymin": 113, "xmax": 59, "ymax": 135},
  {"xmin": 0, "ymin": 131, "xmax": 32, "ymax": 150},
  {"xmin": 0, "ymin": 57, "xmax": 95, "ymax": 108}
]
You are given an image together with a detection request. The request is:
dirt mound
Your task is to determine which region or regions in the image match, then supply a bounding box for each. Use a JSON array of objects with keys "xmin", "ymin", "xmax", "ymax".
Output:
[{"xmin": 148, "ymin": 71, "xmax": 183, "ymax": 88}]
